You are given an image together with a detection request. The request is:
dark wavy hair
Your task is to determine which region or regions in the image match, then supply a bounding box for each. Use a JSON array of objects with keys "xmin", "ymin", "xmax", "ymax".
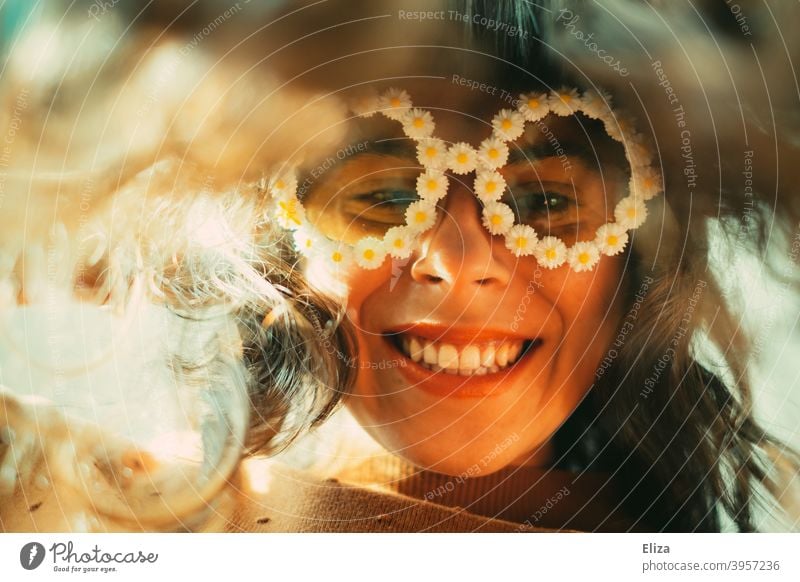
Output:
[{"xmin": 451, "ymin": 0, "xmax": 800, "ymax": 532}]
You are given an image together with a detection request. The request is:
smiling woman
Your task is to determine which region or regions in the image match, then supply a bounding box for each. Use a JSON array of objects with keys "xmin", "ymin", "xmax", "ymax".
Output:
[{"xmin": 257, "ymin": 1, "xmax": 800, "ymax": 533}]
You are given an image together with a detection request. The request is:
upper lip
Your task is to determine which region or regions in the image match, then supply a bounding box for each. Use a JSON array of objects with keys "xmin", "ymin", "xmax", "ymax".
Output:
[{"xmin": 385, "ymin": 322, "xmax": 534, "ymax": 344}]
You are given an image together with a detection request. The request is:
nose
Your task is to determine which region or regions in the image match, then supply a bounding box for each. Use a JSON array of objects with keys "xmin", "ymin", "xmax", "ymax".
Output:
[{"xmin": 410, "ymin": 185, "xmax": 513, "ymax": 289}]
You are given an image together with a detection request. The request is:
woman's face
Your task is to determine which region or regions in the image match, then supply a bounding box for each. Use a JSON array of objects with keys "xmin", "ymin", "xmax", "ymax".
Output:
[{"xmin": 301, "ymin": 85, "xmax": 630, "ymax": 476}]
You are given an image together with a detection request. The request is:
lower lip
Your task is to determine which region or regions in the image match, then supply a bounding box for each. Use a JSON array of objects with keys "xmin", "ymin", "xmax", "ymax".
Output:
[{"xmin": 386, "ymin": 337, "xmax": 539, "ymax": 398}]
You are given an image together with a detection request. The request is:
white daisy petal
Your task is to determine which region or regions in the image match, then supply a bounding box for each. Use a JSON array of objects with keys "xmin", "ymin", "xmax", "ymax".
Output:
[
  {"xmin": 350, "ymin": 89, "xmax": 380, "ymax": 118},
  {"xmin": 534, "ymin": 236, "xmax": 568, "ymax": 269},
  {"xmin": 481, "ymin": 201, "xmax": 515, "ymax": 235},
  {"xmin": 274, "ymin": 195, "xmax": 305, "ymax": 230},
  {"xmin": 614, "ymin": 196, "xmax": 648, "ymax": 230},
  {"xmin": 447, "ymin": 142, "xmax": 478, "ymax": 174},
  {"xmin": 402, "ymin": 108, "xmax": 435, "ymax": 139},
  {"xmin": 595, "ymin": 223, "xmax": 629, "ymax": 256},
  {"xmin": 477, "ymin": 136, "xmax": 510, "ymax": 170},
  {"xmin": 405, "ymin": 200, "xmax": 438, "ymax": 232},
  {"xmin": 416, "ymin": 138, "xmax": 448, "ymax": 169},
  {"xmin": 354, "ymin": 237, "xmax": 387, "ymax": 269},
  {"xmin": 292, "ymin": 227, "xmax": 321, "ymax": 257},
  {"xmin": 269, "ymin": 172, "xmax": 298, "ymax": 198},
  {"xmin": 629, "ymin": 166, "xmax": 663, "ymax": 200},
  {"xmin": 491, "ymin": 109, "xmax": 525, "ymax": 141},
  {"xmin": 473, "ymin": 170, "xmax": 507, "ymax": 203},
  {"xmin": 624, "ymin": 133, "xmax": 655, "ymax": 169},
  {"xmin": 518, "ymin": 92, "xmax": 550, "ymax": 122},
  {"xmin": 505, "ymin": 224, "xmax": 539, "ymax": 257},
  {"xmin": 579, "ymin": 90, "xmax": 612, "ymax": 120},
  {"xmin": 384, "ymin": 226, "xmax": 414, "ymax": 259},
  {"xmin": 548, "ymin": 88, "xmax": 580, "ymax": 117},
  {"xmin": 567, "ymin": 241, "xmax": 601, "ymax": 272},
  {"xmin": 379, "ymin": 88, "xmax": 412, "ymax": 120},
  {"xmin": 416, "ymin": 170, "xmax": 449, "ymax": 202},
  {"xmin": 327, "ymin": 244, "xmax": 354, "ymax": 272}
]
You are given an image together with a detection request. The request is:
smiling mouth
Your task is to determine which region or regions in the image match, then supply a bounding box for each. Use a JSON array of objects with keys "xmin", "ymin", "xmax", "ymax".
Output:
[{"xmin": 390, "ymin": 333, "xmax": 539, "ymax": 376}]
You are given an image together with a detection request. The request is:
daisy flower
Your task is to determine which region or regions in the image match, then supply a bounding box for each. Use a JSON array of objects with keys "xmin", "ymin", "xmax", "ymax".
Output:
[
  {"xmin": 491, "ymin": 109, "xmax": 525, "ymax": 141},
  {"xmin": 402, "ymin": 108, "xmax": 435, "ymax": 139},
  {"xmin": 624, "ymin": 133, "xmax": 654, "ymax": 169},
  {"xmin": 292, "ymin": 227, "xmax": 322, "ymax": 257},
  {"xmin": 567, "ymin": 241, "xmax": 601, "ymax": 272},
  {"xmin": 349, "ymin": 89, "xmax": 380, "ymax": 118},
  {"xmin": 447, "ymin": 142, "xmax": 478, "ymax": 174},
  {"xmin": 481, "ymin": 201, "xmax": 515, "ymax": 236},
  {"xmin": 416, "ymin": 138, "xmax": 448, "ymax": 169},
  {"xmin": 384, "ymin": 226, "xmax": 414, "ymax": 259},
  {"xmin": 505, "ymin": 224, "xmax": 539, "ymax": 257},
  {"xmin": 477, "ymin": 136, "xmax": 510, "ymax": 170},
  {"xmin": 629, "ymin": 166, "xmax": 663, "ymax": 200},
  {"xmin": 614, "ymin": 196, "xmax": 648, "ymax": 230},
  {"xmin": 327, "ymin": 244, "xmax": 354, "ymax": 272},
  {"xmin": 269, "ymin": 172, "xmax": 298, "ymax": 198},
  {"xmin": 595, "ymin": 223, "xmax": 630, "ymax": 256},
  {"xmin": 473, "ymin": 170, "xmax": 507, "ymax": 203},
  {"xmin": 548, "ymin": 88, "xmax": 580, "ymax": 117},
  {"xmin": 518, "ymin": 92, "xmax": 550, "ymax": 122},
  {"xmin": 354, "ymin": 237, "xmax": 387, "ymax": 270},
  {"xmin": 579, "ymin": 90, "xmax": 612, "ymax": 119},
  {"xmin": 534, "ymin": 236, "xmax": 568, "ymax": 269},
  {"xmin": 405, "ymin": 200, "xmax": 438, "ymax": 232},
  {"xmin": 275, "ymin": 196, "xmax": 305, "ymax": 230},
  {"xmin": 416, "ymin": 170, "xmax": 449, "ymax": 202},
  {"xmin": 379, "ymin": 88, "xmax": 412, "ymax": 120}
]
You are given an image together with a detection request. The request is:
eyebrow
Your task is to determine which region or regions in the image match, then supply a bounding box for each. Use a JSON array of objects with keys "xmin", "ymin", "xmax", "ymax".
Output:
[{"xmin": 507, "ymin": 142, "xmax": 600, "ymax": 169}]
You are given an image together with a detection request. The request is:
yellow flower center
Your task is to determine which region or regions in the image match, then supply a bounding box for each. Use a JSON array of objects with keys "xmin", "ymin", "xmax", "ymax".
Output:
[
  {"xmin": 528, "ymin": 98, "xmax": 539, "ymax": 109},
  {"xmin": 278, "ymin": 200, "xmax": 301, "ymax": 225},
  {"xmin": 427, "ymin": 179, "xmax": 438, "ymax": 191},
  {"xmin": 457, "ymin": 153, "xmax": 468, "ymax": 165},
  {"xmin": 627, "ymin": 208, "xmax": 637, "ymax": 219},
  {"xmin": 390, "ymin": 97, "xmax": 401, "ymax": 107},
  {"xmin": 275, "ymin": 179, "xmax": 285, "ymax": 190},
  {"xmin": 425, "ymin": 146, "xmax": 437, "ymax": 158},
  {"xmin": 607, "ymin": 235, "xmax": 619, "ymax": 246},
  {"xmin": 643, "ymin": 178, "xmax": 654, "ymax": 189},
  {"xmin": 304, "ymin": 238, "xmax": 312, "ymax": 248},
  {"xmin": 485, "ymin": 181, "xmax": 496, "ymax": 193},
  {"xmin": 488, "ymin": 148, "xmax": 499, "ymax": 158},
  {"xmin": 413, "ymin": 117, "xmax": 425, "ymax": 128},
  {"xmin": 331, "ymin": 251, "xmax": 343, "ymax": 262},
  {"xmin": 578, "ymin": 252, "xmax": 590, "ymax": 264},
  {"xmin": 415, "ymin": 211, "xmax": 428, "ymax": 223},
  {"xmin": 501, "ymin": 119, "xmax": 512, "ymax": 130},
  {"xmin": 560, "ymin": 93, "xmax": 572, "ymax": 103},
  {"xmin": 393, "ymin": 239, "xmax": 405, "ymax": 248},
  {"xmin": 515, "ymin": 237, "xmax": 527, "ymax": 249},
  {"xmin": 363, "ymin": 249, "xmax": 375, "ymax": 260},
  {"xmin": 545, "ymin": 248, "xmax": 557, "ymax": 260},
  {"xmin": 490, "ymin": 214, "xmax": 502, "ymax": 226}
]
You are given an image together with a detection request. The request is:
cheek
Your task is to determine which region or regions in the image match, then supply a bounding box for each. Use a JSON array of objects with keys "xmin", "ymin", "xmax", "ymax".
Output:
[{"xmin": 544, "ymin": 258, "xmax": 624, "ymax": 368}]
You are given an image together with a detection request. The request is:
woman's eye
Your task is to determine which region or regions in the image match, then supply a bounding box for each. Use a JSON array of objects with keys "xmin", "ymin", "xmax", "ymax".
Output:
[
  {"xmin": 344, "ymin": 188, "xmax": 419, "ymax": 226},
  {"xmin": 502, "ymin": 187, "xmax": 578, "ymax": 232},
  {"xmin": 355, "ymin": 189, "xmax": 418, "ymax": 207}
]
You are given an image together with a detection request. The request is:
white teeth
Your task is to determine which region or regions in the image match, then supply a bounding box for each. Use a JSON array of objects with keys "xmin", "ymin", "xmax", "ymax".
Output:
[
  {"xmin": 481, "ymin": 345, "xmax": 495, "ymax": 368},
  {"xmin": 397, "ymin": 335, "xmax": 530, "ymax": 376},
  {"xmin": 460, "ymin": 345, "xmax": 481, "ymax": 371},
  {"xmin": 423, "ymin": 342, "xmax": 438, "ymax": 365},
  {"xmin": 438, "ymin": 343, "xmax": 459, "ymax": 369},
  {"xmin": 409, "ymin": 337, "xmax": 423, "ymax": 362},
  {"xmin": 496, "ymin": 344, "xmax": 509, "ymax": 367}
]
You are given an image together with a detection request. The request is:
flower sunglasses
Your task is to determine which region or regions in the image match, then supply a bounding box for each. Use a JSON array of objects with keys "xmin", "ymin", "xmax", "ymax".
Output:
[{"xmin": 267, "ymin": 87, "xmax": 662, "ymax": 273}]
